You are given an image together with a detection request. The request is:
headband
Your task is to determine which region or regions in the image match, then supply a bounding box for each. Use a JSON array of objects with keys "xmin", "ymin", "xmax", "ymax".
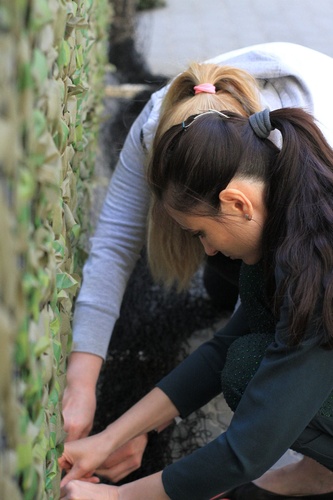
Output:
[
  {"xmin": 248, "ymin": 108, "xmax": 273, "ymax": 138},
  {"xmin": 193, "ymin": 83, "xmax": 216, "ymax": 95}
]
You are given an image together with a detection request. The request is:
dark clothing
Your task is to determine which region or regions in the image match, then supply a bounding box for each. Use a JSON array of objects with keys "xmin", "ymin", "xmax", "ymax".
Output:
[
  {"xmin": 158, "ymin": 262, "xmax": 333, "ymax": 500},
  {"xmin": 204, "ymin": 254, "xmax": 241, "ymax": 311},
  {"xmin": 206, "ymin": 253, "xmax": 242, "ymax": 288}
]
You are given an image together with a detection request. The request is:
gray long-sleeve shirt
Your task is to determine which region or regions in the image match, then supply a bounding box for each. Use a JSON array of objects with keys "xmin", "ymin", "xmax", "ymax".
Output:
[{"xmin": 72, "ymin": 42, "xmax": 333, "ymax": 359}]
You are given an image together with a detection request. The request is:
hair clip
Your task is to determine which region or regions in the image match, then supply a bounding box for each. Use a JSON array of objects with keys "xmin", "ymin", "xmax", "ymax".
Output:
[{"xmin": 182, "ymin": 109, "xmax": 229, "ymax": 130}]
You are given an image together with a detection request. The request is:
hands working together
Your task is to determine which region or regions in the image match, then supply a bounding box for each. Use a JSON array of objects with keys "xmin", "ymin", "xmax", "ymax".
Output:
[
  {"xmin": 59, "ymin": 387, "xmax": 178, "ymax": 499},
  {"xmin": 59, "ymin": 427, "xmax": 149, "ymax": 499},
  {"xmin": 60, "ymin": 402, "xmax": 151, "ymax": 499},
  {"xmin": 60, "ymin": 351, "xmax": 163, "ymax": 499}
]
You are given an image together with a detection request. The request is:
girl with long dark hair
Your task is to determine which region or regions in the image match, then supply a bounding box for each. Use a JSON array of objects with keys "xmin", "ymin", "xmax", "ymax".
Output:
[{"xmin": 59, "ymin": 106, "xmax": 333, "ymax": 499}]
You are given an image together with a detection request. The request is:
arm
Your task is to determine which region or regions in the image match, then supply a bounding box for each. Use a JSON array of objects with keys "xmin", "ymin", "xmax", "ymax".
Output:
[
  {"xmin": 160, "ymin": 302, "xmax": 333, "ymax": 499},
  {"xmin": 209, "ymin": 42, "xmax": 333, "ymax": 147},
  {"xmin": 59, "ymin": 387, "xmax": 179, "ymax": 487},
  {"xmin": 63, "ymin": 98, "xmax": 157, "ymax": 441},
  {"xmin": 119, "ymin": 472, "xmax": 170, "ymax": 500},
  {"xmin": 63, "ymin": 352, "xmax": 151, "ymax": 479},
  {"xmin": 94, "ymin": 420, "xmax": 172, "ymax": 483},
  {"xmin": 60, "ymin": 306, "xmax": 249, "ymax": 483},
  {"xmin": 157, "ymin": 303, "xmax": 251, "ymax": 417},
  {"xmin": 62, "ymin": 353, "xmax": 103, "ymax": 440},
  {"xmin": 72, "ymin": 99, "xmax": 154, "ymax": 360},
  {"xmin": 60, "ymin": 472, "xmax": 170, "ymax": 500},
  {"xmin": 60, "ymin": 307, "xmax": 250, "ymax": 496}
]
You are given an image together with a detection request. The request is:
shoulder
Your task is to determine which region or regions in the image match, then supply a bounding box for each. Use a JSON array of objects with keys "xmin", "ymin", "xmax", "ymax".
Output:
[
  {"xmin": 208, "ymin": 43, "xmax": 333, "ymax": 146},
  {"xmin": 140, "ymin": 85, "xmax": 170, "ymax": 152},
  {"xmin": 206, "ymin": 42, "xmax": 333, "ymax": 80}
]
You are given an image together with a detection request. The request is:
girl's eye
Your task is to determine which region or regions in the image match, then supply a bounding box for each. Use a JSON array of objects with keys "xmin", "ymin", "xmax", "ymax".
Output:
[{"xmin": 192, "ymin": 231, "xmax": 204, "ymax": 239}]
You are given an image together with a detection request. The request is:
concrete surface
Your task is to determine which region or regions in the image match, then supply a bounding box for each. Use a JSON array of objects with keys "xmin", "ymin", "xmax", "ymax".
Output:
[{"xmin": 137, "ymin": 0, "xmax": 333, "ymax": 77}]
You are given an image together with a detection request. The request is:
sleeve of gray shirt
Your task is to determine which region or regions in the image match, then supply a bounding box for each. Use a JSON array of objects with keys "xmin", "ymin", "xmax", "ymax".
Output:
[{"xmin": 72, "ymin": 99, "xmax": 154, "ymax": 359}]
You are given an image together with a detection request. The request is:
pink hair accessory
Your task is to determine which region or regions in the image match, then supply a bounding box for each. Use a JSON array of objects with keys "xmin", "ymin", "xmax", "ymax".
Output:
[{"xmin": 193, "ymin": 83, "xmax": 216, "ymax": 95}]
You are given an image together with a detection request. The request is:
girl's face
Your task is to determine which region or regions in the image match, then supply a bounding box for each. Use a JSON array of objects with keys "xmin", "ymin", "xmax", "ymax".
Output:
[{"xmin": 166, "ymin": 179, "xmax": 267, "ymax": 265}]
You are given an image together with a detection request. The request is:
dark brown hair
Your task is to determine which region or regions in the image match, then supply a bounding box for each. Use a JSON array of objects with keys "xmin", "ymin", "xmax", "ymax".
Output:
[
  {"xmin": 147, "ymin": 62, "xmax": 261, "ymax": 289},
  {"xmin": 148, "ymin": 108, "xmax": 333, "ymax": 348}
]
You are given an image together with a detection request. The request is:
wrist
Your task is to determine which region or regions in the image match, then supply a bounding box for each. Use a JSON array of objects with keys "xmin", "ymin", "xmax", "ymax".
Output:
[
  {"xmin": 66, "ymin": 352, "xmax": 103, "ymax": 390},
  {"xmin": 99, "ymin": 426, "xmax": 119, "ymax": 457},
  {"xmin": 118, "ymin": 471, "xmax": 168, "ymax": 500}
]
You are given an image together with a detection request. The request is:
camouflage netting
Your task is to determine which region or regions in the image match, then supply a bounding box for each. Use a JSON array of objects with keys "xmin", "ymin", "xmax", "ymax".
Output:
[{"xmin": 0, "ymin": 0, "xmax": 110, "ymax": 497}]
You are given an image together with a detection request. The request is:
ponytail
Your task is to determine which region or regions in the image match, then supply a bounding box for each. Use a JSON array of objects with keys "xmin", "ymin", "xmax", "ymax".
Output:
[
  {"xmin": 155, "ymin": 62, "xmax": 261, "ymax": 145},
  {"xmin": 263, "ymin": 108, "xmax": 333, "ymax": 347},
  {"xmin": 148, "ymin": 62, "xmax": 261, "ymax": 289}
]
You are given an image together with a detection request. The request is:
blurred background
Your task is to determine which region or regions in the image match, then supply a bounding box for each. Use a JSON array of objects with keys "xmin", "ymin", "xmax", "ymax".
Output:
[
  {"xmin": 104, "ymin": 0, "xmax": 333, "ymax": 173},
  {"xmin": 135, "ymin": 0, "xmax": 333, "ymax": 77}
]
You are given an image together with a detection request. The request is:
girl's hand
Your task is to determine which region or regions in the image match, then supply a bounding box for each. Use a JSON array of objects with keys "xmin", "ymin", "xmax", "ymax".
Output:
[
  {"xmin": 62, "ymin": 385, "xmax": 96, "ymax": 441},
  {"xmin": 60, "ymin": 480, "xmax": 118, "ymax": 500},
  {"xmin": 95, "ymin": 434, "xmax": 148, "ymax": 482},
  {"xmin": 63, "ymin": 353, "xmax": 102, "ymax": 442},
  {"xmin": 59, "ymin": 432, "xmax": 112, "ymax": 488}
]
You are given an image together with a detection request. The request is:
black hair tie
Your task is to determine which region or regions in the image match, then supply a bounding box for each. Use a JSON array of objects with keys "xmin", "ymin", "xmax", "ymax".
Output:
[{"xmin": 249, "ymin": 108, "xmax": 273, "ymax": 138}]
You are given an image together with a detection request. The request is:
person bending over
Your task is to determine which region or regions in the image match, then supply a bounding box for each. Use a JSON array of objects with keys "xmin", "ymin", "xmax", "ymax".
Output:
[{"xmin": 60, "ymin": 106, "xmax": 333, "ymax": 499}]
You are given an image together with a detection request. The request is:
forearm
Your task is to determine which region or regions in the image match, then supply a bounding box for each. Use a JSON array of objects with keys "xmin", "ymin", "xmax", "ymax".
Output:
[
  {"xmin": 62, "ymin": 352, "xmax": 104, "ymax": 440},
  {"xmin": 72, "ymin": 100, "xmax": 154, "ymax": 359},
  {"xmin": 66, "ymin": 352, "xmax": 103, "ymax": 390},
  {"xmin": 119, "ymin": 472, "xmax": 170, "ymax": 500},
  {"xmin": 103, "ymin": 388, "xmax": 179, "ymax": 451}
]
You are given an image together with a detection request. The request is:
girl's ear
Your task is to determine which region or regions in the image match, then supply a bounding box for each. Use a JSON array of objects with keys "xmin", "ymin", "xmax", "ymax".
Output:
[{"xmin": 218, "ymin": 188, "xmax": 254, "ymax": 220}]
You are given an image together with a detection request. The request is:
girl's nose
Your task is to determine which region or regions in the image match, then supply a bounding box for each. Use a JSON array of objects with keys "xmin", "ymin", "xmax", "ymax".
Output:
[{"xmin": 200, "ymin": 238, "xmax": 218, "ymax": 256}]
